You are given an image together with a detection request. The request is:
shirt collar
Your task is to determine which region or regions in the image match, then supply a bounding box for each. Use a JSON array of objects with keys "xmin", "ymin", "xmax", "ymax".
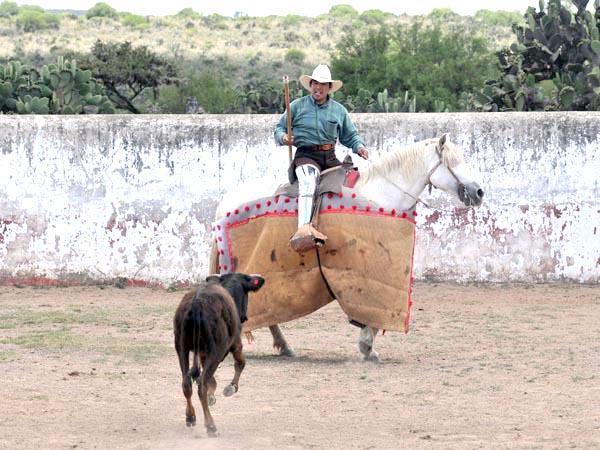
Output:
[{"xmin": 309, "ymin": 95, "xmax": 330, "ymax": 108}]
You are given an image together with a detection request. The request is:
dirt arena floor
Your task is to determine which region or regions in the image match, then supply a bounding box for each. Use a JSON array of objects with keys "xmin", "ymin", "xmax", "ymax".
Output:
[{"xmin": 0, "ymin": 282, "xmax": 598, "ymax": 450}]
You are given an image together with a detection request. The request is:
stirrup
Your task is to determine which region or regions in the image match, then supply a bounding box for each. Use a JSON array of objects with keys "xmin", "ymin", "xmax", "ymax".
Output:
[{"xmin": 289, "ymin": 223, "xmax": 328, "ymax": 253}]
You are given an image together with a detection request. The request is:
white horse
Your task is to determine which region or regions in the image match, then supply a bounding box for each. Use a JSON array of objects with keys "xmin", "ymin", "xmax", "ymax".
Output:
[{"xmin": 213, "ymin": 134, "xmax": 484, "ymax": 362}]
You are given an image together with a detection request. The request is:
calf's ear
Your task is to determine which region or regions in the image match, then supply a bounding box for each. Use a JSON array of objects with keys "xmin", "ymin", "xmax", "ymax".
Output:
[{"xmin": 244, "ymin": 274, "xmax": 265, "ymax": 292}]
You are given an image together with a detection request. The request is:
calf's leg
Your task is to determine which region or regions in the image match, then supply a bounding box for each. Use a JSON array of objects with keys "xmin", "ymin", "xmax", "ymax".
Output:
[
  {"xmin": 199, "ymin": 358, "xmax": 219, "ymax": 437},
  {"xmin": 200, "ymin": 353, "xmax": 217, "ymax": 406},
  {"xmin": 175, "ymin": 345, "xmax": 196, "ymax": 426},
  {"xmin": 223, "ymin": 338, "xmax": 245, "ymax": 397}
]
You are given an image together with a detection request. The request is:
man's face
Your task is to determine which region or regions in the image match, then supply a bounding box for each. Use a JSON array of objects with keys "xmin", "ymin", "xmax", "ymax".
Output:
[{"xmin": 310, "ymin": 80, "xmax": 331, "ymax": 104}]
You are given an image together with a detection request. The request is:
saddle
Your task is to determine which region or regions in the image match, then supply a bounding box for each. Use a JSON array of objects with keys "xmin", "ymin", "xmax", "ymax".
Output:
[
  {"xmin": 274, "ymin": 154, "xmax": 359, "ymax": 199},
  {"xmin": 276, "ymin": 155, "xmax": 360, "ymax": 252}
]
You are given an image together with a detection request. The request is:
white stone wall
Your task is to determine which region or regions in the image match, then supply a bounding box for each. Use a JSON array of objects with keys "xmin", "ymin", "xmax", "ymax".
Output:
[{"xmin": 0, "ymin": 112, "xmax": 598, "ymax": 285}]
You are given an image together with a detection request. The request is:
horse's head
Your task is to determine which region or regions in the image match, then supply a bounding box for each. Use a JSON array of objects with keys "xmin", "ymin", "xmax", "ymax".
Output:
[{"xmin": 427, "ymin": 134, "xmax": 484, "ymax": 207}]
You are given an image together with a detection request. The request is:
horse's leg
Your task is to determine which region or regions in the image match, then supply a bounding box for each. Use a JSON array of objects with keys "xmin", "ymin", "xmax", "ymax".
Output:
[
  {"xmin": 223, "ymin": 338, "xmax": 244, "ymax": 397},
  {"xmin": 358, "ymin": 326, "xmax": 381, "ymax": 363},
  {"xmin": 269, "ymin": 325, "xmax": 296, "ymax": 357},
  {"xmin": 198, "ymin": 358, "xmax": 219, "ymax": 437}
]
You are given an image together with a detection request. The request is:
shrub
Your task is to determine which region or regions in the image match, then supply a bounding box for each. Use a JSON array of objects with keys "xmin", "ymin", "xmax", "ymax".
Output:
[
  {"xmin": 16, "ymin": 11, "xmax": 60, "ymax": 32},
  {"xmin": 0, "ymin": 1, "xmax": 18, "ymax": 18},
  {"xmin": 284, "ymin": 48, "xmax": 305, "ymax": 64},
  {"xmin": 181, "ymin": 69, "xmax": 238, "ymax": 113},
  {"xmin": 328, "ymin": 4, "xmax": 358, "ymax": 18},
  {"xmin": 474, "ymin": 10, "xmax": 523, "ymax": 27},
  {"xmin": 429, "ymin": 8, "xmax": 456, "ymax": 20},
  {"xmin": 175, "ymin": 8, "xmax": 200, "ymax": 19},
  {"xmin": 85, "ymin": 2, "xmax": 117, "ymax": 20},
  {"xmin": 359, "ymin": 9, "xmax": 390, "ymax": 25},
  {"xmin": 121, "ymin": 13, "xmax": 149, "ymax": 29},
  {"xmin": 282, "ymin": 14, "xmax": 302, "ymax": 28}
]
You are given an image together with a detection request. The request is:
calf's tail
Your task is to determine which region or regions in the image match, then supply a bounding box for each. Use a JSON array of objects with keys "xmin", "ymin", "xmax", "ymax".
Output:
[{"xmin": 185, "ymin": 290, "xmax": 213, "ymax": 382}]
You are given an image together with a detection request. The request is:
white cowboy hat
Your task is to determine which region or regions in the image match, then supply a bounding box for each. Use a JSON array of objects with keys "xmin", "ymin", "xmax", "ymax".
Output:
[{"xmin": 299, "ymin": 64, "xmax": 343, "ymax": 93}]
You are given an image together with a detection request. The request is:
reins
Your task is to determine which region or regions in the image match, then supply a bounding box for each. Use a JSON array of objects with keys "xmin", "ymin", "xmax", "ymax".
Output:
[{"xmin": 364, "ymin": 140, "xmax": 469, "ymax": 210}]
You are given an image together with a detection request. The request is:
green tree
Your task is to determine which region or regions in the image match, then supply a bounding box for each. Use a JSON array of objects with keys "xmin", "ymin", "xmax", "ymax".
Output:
[
  {"xmin": 474, "ymin": 9, "xmax": 523, "ymax": 27},
  {"xmin": 121, "ymin": 13, "xmax": 149, "ymax": 29},
  {"xmin": 358, "ymin": 9, "xmax": 391, "ymax": 25},
  {"xmin": 388, "ymin": 23, "xmax": 498, "ymax": 111},
  {"xmin": 332, "ymin": 24, "xmax": 498, "ymax": 111},
  {"xmin": 80, "ymin": 40, "xmax": 178, "ymax": 113},
  {"xmin": 15, "ymin": 10, "xmax": 60, "ymax": 32},
  {"xmin": 0, "ymin": 1, "xmax": 18, "ymax": 18},
  {"xmin": 331, "ymin": 27, "xmax": 391, "ymax": 98},
  {"xmin": 85, "ymin": 2, "xmax": 117, "ymax": 19},
  {"xmin": 328, "ymin": 4, "xmax": 358, "ymax": 17},
  {"xmin": 175, "ymin": 8, "xmax": 200, "ymax": 19},
  {"xmin": 429, "ymin": 8, "xmax": 456, "ymax": 20}
]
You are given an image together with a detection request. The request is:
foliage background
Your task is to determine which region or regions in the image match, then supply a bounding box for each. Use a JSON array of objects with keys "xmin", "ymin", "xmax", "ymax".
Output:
[{"xmin": 1, "ymin": 1, "xmax": 597, "ymax": 113}]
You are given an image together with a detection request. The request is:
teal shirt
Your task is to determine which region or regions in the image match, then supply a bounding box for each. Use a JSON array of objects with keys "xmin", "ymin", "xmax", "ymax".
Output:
[{"xmin": 274, "ymin": 95, "xmax": 365, "ymax": 153}]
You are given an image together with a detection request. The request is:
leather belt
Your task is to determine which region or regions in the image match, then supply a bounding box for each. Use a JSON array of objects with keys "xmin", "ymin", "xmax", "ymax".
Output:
[{"xmin": 300, "ymin": 144, "xmax": 335, "ymax": 151}]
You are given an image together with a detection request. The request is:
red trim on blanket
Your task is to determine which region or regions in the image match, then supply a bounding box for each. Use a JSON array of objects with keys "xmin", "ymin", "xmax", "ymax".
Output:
[
  {"xmin": 404, "ymin": 224, "xmax": 417, "ymax": 333},
  {"xmin": 221, "ymin": 207, "xmax": 416, "ymax": 283}
]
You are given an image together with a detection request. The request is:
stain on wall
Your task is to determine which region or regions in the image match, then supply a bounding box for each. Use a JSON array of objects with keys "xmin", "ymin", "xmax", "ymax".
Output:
[{"xmin": 0, "ymin": 113, "xmax": 598, "ymax": 285}]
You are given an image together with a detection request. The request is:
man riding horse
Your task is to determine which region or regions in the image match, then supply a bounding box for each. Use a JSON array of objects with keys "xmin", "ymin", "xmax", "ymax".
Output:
[{"xmin": 274, "ymin": 64, "xmax": 369, "ymax": 252}]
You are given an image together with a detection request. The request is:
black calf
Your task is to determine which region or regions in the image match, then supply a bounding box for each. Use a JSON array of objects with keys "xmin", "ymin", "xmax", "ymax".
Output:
[{"xmin": 173, "ymin": 272, "xmax": 265, "ymax": 436}]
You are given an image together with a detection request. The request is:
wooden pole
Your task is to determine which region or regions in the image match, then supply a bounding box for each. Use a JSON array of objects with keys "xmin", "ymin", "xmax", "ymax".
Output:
[{"xmin": 283, "ymin": 75, "xmax": 292, "ymax": 163}]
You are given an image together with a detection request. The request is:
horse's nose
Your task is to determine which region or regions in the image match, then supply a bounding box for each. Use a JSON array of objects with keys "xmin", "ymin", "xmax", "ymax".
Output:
[{"xmin": 476, "ymin": 188, "xmax": 484, "ymax": 200}]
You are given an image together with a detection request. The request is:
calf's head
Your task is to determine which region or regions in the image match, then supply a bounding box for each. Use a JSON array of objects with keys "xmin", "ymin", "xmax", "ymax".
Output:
[{"xmin": 205, "ymin": 273, "xmax": 265, "ymax": 323}]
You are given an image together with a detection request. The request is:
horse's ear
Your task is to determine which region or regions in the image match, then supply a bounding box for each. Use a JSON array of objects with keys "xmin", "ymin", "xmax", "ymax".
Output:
[{"xmin": 439, "ymin": 133, "xmax": 448, "ymax": 147}]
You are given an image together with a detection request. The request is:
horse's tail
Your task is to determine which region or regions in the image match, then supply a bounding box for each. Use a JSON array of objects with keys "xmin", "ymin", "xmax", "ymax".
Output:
[{"xmin": 208, "ymin": 241, "xmax": 219, "ymax": 274}]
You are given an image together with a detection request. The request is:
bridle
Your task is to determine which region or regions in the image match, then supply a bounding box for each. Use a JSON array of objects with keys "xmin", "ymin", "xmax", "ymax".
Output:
[
  {"xmin": 427, "ymin": 141, "xmax": 466, "ymax": 196},
  {"xmin": 375, "ymin": 139, "xmax": 472, "ymax": 209}
]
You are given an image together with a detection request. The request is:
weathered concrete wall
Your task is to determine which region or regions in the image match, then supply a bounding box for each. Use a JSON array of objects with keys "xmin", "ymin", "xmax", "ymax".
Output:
[{"xmin": 0, "ymin": 113, "xmax": 598, "ymax": 285}]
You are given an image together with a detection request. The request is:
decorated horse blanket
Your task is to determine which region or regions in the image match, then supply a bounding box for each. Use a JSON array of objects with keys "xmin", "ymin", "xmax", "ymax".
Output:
[{"xmin": 211, "ymin": 176, "xmax": 417, "ymax": 333}]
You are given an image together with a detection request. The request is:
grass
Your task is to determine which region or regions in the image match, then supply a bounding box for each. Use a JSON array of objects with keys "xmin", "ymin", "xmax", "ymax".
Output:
[{"xmin": 0, "ymin": 302, "xmax": 172, "ymax": 364}]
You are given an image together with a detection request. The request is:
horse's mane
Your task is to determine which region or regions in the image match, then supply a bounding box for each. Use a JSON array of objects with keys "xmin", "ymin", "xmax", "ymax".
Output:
[{"xmin": 357, "ymin": 138, "xmax": 465, "ymax": 186}]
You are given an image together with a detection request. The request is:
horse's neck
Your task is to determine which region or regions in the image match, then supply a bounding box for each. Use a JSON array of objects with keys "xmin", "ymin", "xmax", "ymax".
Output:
[{"xmin": 355, "ymin": 157, "xmax": 429, "ymax": 211}]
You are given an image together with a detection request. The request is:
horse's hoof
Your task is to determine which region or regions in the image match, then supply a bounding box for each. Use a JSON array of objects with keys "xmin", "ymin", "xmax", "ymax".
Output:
[
  {"xmin": 362, "ymin": 351, "xmax": 382, "ymax": 364},
  {"xmin": 208, "ymin": 394, "xmax": 216, "ymax": 406},
  {"xmin": 206, "ymin": 426, "xmax": 218, "ymax": 437},
  {"xmin": 223, "ymin": 384, "xmax": 238, "ymax": 397},
  {"xmin": 186, "ymin": 415, "xmax": 196, "ymax": 427},
  {"xmin": 279, "ymin": 347, "xmax": 296, "ymax": 357}
]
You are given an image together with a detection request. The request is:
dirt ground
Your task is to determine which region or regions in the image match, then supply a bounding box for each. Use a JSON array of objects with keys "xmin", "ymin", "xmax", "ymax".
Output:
[{"xmin": 0, "ymin": 282, "xmax": 598, "ymax": 450}]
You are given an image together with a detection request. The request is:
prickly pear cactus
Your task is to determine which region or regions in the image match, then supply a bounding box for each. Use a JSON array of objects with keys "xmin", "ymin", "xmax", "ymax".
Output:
[
  {"xmin": 0, "ymin": 57, "xmax": 115, "ymax": 114},
  {"xmin": 471, "ymin": 0, "xmax": 600, "ymax": 111}
]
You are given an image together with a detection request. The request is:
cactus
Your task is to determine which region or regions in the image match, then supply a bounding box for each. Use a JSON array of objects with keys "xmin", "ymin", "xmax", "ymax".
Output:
[
  {"xmin": 471, "ymin": 0, "xmax": 600, "ymax": 111},
  {"xmin": 0, "ymin": 57, "xmax": 114, "ymax": 114},
  {"xmin": 370, "ymin": 89, "xmax": 416, "ymax": 113},
  {"xmin": 15, "ymin": 95, "xmax": 50, "ymax": 114}
]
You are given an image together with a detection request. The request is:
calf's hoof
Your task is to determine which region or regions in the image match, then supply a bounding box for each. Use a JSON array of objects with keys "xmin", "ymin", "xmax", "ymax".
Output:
[
  {"xmin": 223, "ymin": 383, "xmax": 238, "ymax": 397},
  {"xmin": 208, "ymin": 394, "xmax": 216, "ymax": 406},
  {"xmin": 186, "ymin": 415, "xmax": 196, "ymax": 427},
  {"xmin": 206, "ymin": 425, "xmax": 218, "ymax": 437}
]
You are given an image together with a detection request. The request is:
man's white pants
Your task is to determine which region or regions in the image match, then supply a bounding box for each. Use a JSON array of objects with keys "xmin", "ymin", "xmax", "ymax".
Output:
[{"xmin": 295, "ymin": 164, "xmax": 319, "ymax": 229}]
